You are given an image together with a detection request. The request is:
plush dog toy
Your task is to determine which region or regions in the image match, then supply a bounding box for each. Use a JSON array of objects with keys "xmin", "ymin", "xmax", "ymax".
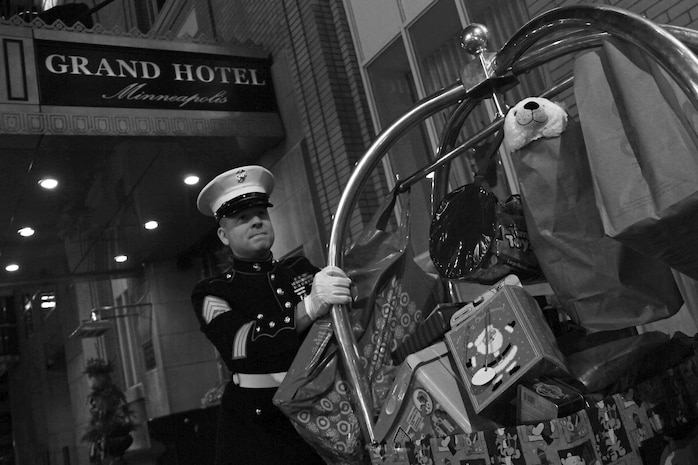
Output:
[{"xmin": 503, "ymin": 97, "xmax": 568, "ymax": 153}]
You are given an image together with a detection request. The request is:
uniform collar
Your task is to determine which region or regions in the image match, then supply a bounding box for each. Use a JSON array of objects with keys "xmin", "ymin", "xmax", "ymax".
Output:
[{"xmin": 231, "ymin": 255, "xmax": 275, "ymax": 273}]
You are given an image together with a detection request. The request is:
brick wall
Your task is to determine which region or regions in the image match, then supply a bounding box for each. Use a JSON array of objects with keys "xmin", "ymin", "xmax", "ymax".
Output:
[
  {"xmin": 527, "ymin": 0, "xmax": 698, "ymax": 26},
  {"xmin": 209, "ymin": 0, "xmax": 382, "ymax": 253}
]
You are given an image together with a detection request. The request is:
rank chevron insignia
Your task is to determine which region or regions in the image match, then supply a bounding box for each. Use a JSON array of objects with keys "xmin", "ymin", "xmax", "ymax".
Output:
[{"xmin": 202, "ymin": 295, "xmax": 232, "ymax": 324}]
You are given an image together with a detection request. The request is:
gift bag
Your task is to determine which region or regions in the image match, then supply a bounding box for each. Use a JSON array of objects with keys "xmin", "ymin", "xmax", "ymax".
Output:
[
  {"xmin": 508, "ymin": 115, "xmax": 684, "ymax": 331},
  {"xmin": 429, "ymin": 131, "xmax": 540, "ymax": 284},
  {"xmin": 574, "ymin": 38, "xmax": 698, "ymax": 280},
  {"xmin": 273, "ymin": 188, "xmax": 444, "ymax": 464},
  {"xmin": 475, "ymin": 194, "xmax": 542, "ymax": 284},
  {"xmin": 429, "ymin": 180, "xmax": 498, "ymax": 279}
]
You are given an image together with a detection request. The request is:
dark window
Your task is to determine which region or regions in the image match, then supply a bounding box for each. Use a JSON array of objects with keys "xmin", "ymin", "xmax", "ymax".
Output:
[{"xmin": 143, "ymin": 339, "xmax": 156, "ymax": 371}]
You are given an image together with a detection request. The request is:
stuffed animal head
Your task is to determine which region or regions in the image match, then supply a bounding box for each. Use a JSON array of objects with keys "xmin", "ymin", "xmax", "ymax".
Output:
[{"xmin": 503, "ymin": 97, "xmax": 568, "ymax": 153}]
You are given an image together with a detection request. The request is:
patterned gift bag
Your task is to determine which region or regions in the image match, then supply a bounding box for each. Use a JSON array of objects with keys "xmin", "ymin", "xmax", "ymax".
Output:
[
  {"xmin": 370, "ymin": 351, "xmax": 698, "ymax": 464},
  {"xmin": 518, "ymin": 412, "xmax": 597, "ymax": 465},
  {"xmin": 430, "ymin": 431, "xmax": 491, "ymax": 465},
  {"xmin": 485, "ymin": 426, "xmax": 527, "ymax": 465},
  {"xmin": 613, "ymin": 393, "xmax": 655, "ymax": 453},
  {"xmin": 587, "ymin": 398, "xmax": 640, "ymax": 465},
  {"xmin": 274, "ymin": 188, "xmax": 444, "ymax": 464}
]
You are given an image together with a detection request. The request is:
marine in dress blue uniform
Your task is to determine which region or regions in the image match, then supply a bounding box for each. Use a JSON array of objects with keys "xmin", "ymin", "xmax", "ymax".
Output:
[{"xmin": 191, "ymin": 165, "xmax": 351, "ymax": 465}]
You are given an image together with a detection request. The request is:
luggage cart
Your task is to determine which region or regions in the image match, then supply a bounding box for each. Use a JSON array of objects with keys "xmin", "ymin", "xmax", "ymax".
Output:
[{"xmin": 325, "ymin": 4, "xmax": 698, "ymax": 447}]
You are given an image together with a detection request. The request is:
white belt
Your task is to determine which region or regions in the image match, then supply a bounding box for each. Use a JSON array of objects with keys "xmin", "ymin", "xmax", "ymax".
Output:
[{"xmin": 232, "ymin": 371, "xmax": 287, "ymax": 388}]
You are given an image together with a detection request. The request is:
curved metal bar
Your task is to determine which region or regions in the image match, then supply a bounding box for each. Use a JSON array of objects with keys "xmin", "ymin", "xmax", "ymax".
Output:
[
  {"xmin": 431, "ymin": 98, "xmax": 480, "ymax": 209},
  {"xmin": 405, "ymin": 75, "xmax": 574, "ymax": 202},
  {"xmin": 326, "ymin": 5, "xmax": 698, "ymax": 446},
  {"xmin": 512, "ymin": 25, "xmax": 698, "ymax": 78},
  {"xmin": 512, "ymin": 31, "xmax": 606, "ymax": 75},
  {"xmin": 326, "ymin": 81, "xmax": 468, "ymax": 444},
  {"xmin": 433, "ymin": 15, "xmax": 698, "ymax": 232},
  {"xmin": 329, "ymin": 81, "xmax": 468, "ymax": 264},
  {"xmin": 496, "ymin": 5, "xmax": 698, "ymax": 107},
  {"xmin": 665, "ymin": 24, "xmax": 698, "ymax": 52}
]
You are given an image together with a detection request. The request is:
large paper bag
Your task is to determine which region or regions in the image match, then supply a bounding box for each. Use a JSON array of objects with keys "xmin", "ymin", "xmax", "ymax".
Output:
[
  {"xmin": 574, "ymin": 38, "xmax": 698, "ymax": 280},
  {"xmin": 509, "ymin": 118, "xmax": 683, "ymax": 331},
  {"xmin": 273, "ymin": 188, "xmax": 443, "ymax": 464}
]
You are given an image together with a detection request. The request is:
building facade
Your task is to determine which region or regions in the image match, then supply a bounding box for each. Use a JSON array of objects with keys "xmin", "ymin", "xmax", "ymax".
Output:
[{"xmin": 0, "ymin": 1, "xmax": 696, "ymax": 465}]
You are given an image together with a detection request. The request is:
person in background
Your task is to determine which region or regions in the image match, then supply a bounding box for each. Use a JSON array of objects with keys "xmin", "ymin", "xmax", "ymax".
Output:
[{"xmin": 191, "ymin": 165, "xmax": 352, "ymax": 465}]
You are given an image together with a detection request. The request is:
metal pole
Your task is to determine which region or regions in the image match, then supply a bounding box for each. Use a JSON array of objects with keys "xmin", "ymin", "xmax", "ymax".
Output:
[{"xmin": 327, "ymin": 82, "xmax": 468, "ymax": 443}]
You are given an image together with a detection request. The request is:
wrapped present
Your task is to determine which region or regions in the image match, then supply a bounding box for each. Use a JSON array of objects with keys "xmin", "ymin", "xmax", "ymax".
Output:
[
  {"xmin": 367, "ymin": 443, "xmax": 411, "ymax": 465},
  {"xmin": 612, "ymin": 393, "xmax": 656, "ymax": 450},
  {"xmin": 374, "ymin": 342, "xmax": 498, "ymax": 446},
  {"xmin": 587, "ymin": 397, "xmax": 640, "ymax": 464},
  {"xmin": 445, "ymin": 285, "xmax": 568, "ymax": 418},
  {"xmin": 517, "ymin": 378, "xmax": 588, "ymax": 423},
  {"xmin": 429, "ymin": 431, "xmax": 489, "ymax": 465},
  {"xmin": 392, "ymin": 275, "xmax": 523, "ymax": 365},
  {"xmin": 391, "ymin": 302, "xmax": 465, "ymax": 365},
  {"xmin": 368, "ymin": 352, "xmax": 698, "ymax": 465}
]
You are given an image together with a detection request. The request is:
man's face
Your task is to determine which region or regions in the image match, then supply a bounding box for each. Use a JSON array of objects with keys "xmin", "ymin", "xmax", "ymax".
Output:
[{"xmin": 217, "ymin": 206, "xmax": 275, "ymax": 259}]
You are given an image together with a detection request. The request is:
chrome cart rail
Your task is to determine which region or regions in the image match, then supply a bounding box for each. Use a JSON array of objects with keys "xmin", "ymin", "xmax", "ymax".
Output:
[{"xmin": 325, "ymin": 4, "xmax": 698, "ymax": 445}]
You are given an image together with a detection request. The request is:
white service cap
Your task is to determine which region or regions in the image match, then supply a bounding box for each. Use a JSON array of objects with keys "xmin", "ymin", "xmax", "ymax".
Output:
[{"xmin": 196, "ymin": 165, "xmax": 274, "ymax": 219}]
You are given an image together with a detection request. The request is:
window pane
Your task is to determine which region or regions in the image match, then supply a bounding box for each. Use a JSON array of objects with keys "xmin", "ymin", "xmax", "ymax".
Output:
[
  {"xmin": 366, "ymin": 39, "xmax": 434, "ymax": 254},
  {"xmin": 411, "ymin": 0, "xmax": 489, "ymax": 132},
  {"xmin": 408, "ymin": 0, "xmax": 546, "ymax": 198},
  {"xmin": 466, "ymin": 0, "xmax": 547, "ymax": 104}
]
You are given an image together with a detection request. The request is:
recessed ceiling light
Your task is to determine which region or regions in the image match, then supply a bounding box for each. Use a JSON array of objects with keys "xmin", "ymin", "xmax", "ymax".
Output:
[
  {"xmin": 38, "ymin": 178, "xmax": 59, "ymax": 189},
  {"xmin": 17, "ymin": 227, "xmax": 35, "ymax": 237},
  {"xmin": 5, "ymin": 264, "xmax": 19, "ymax": 272},
  {"xmin": 113, "ymin": 255, "xmax": 128, "ymax": 263},
  {"xmin": 184, "ymin": 175, "xmax": 200, "ymax": 185},
  {"xmin": 144, "ymin": 220, "xmax": 159, "ymax": 230}
]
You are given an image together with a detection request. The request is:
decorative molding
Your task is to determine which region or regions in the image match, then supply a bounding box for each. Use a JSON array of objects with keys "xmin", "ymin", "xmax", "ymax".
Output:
[
  {"xmin": 0, "ymin": 110, "xmax": 284, "ymax": 137},
  {"xmin": 0, "ymin": 14, "xmax": 263, "ymax": 50},
  {"xmin": 1, "ymin": 14, "xmax": 218, "ymax": 45}
]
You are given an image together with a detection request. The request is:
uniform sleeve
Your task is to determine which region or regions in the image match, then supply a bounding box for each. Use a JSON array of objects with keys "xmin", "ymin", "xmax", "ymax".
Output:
[
  {"xmin": 191, "ymin": 260, "xmax": 318, "ymax": 365},
  {"xmin": 288, "ymin": 256, "xmax": 319, "ymax": 301}
]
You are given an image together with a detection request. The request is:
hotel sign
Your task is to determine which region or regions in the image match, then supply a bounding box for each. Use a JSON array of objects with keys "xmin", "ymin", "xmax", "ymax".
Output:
[{"xmin": 34, "ymin": 39, "xmax": 277, "ymax": 112}]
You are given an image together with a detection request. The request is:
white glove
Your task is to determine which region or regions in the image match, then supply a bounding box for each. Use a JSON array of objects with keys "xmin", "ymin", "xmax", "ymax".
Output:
[{"xmin": 304, "ymin": 266, "xmax": 352, "ymax": 320}]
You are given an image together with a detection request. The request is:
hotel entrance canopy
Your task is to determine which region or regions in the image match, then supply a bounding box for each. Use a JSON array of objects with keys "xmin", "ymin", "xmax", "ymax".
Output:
[{"xmin": 0, "ymin": 18, "xmax": 285, "ymax": 284}]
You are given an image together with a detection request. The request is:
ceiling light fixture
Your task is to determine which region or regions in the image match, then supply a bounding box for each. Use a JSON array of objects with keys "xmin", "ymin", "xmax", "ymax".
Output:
[
  {"xmin": 144, "ymin": 220, "xmax": 159, "ymax": 230},
  {"xmin": 184, "ymin": 175, "xmax": 200, "ymax": 185},
  {"xmin": 113, "ymin": 255, "xmax": 128, "ymax": 263},
  {"xmin": 38, "ymin": 178, "xmax": 59, "ymax": 189},
  {"xmin": 5, "ymin": 264, "xmax": 19, "ymax": 272},
  {"xmin": 17, "ymin": 227, "xmax": 35, "ymax": 237}
]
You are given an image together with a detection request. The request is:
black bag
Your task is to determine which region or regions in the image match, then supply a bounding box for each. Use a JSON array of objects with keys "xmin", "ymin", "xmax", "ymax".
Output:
[{"xmin": 429, "ymin": 131, "xmax": 541, "ymax": 284}]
